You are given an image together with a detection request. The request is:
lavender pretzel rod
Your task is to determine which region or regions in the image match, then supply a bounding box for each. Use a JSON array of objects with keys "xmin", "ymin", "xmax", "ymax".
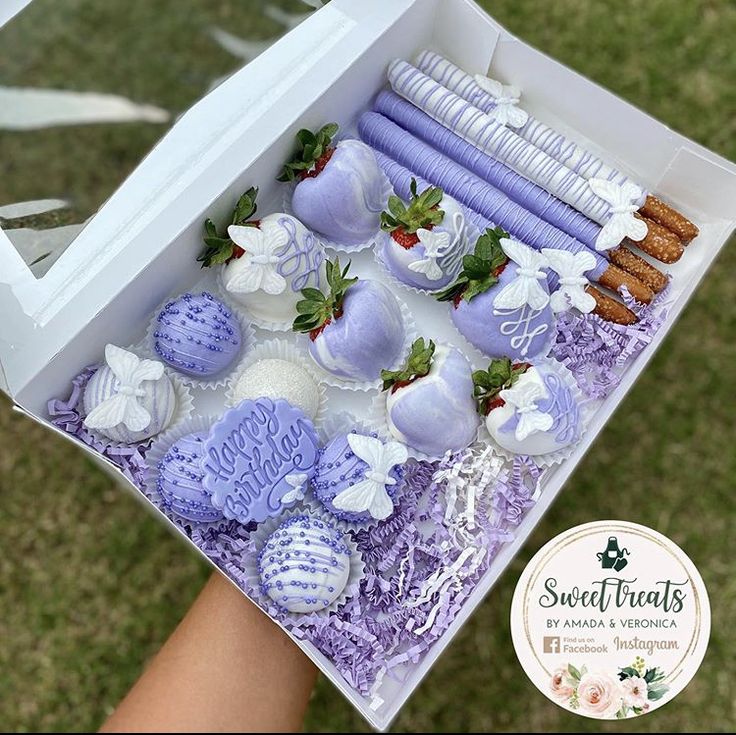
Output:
[
  {"xmin": 387, "ymin": 60, "xmax": 652, "ymax": 251},
  {"xmin": 374, "ymin": 90, "xmax": 602, "ymax": 248},
  {"xmin": 374, "ymin": 151, "xmax": 638, "ymax": 324},
  {"xmin": 415, "ymin": 50, "xmax": 699, "ymax": 245},
  {"xmin": 415, "ymin": 50, "xmax": 632, "ymax": 186},
  {"xmin": 358, "ymin": 110, "xmax": 608, "ymax": 279}
]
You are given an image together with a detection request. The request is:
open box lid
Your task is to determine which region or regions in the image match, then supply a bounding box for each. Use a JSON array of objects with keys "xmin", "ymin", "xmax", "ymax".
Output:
[{"xmin": 0, "ymin": 0, "xmax": 452, "ymax": 398}]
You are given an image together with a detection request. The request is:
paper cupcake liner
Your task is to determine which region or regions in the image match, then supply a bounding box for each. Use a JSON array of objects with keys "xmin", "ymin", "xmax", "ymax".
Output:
[
  {"xmin": 144, "ymin": 287, "xmax": 256, "ymax": 391},
  {"xmin": 242, "ymin": 507, "xmax": 365, "ymax": 629},
  {"xmin": 308, "ymin": 414, "xmax": 407, "ymax": 533},
  {"xmin": 366, "ymin": 390, "xmax": 475, "ymax": 463},
  {"xmin": 302, "ymin": 295, "xmax": 417, "ymax": 393},
  {"xmin": 82, "ymin": 360, "xmax": 194, "ymax": 451},
  {"xmin": 214, "ymin": 267, "xmax": 297, "ymax": 333},
  {"xmin": 281, "ymin": 140, "xmax": 394, "ymax": 255},
  {"xmin": 142, "ymin": 415, "xmax": 226, "ymax": 533},
  {"xmin": 372, "ymin": 215, "xmax": 481, "ymax": 298},
  {"xmin": 223, "ymin": 337, "xmax": 329, "ymax": 428},
  {"xmin": 476, "ymin": 356, "xmax": 591, "ymax": 469}
]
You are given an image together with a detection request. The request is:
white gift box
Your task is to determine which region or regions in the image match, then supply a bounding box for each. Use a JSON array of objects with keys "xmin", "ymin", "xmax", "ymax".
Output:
[{"xmin": 1, "ymin": 0, "xmax": 735, "ymax": 729}]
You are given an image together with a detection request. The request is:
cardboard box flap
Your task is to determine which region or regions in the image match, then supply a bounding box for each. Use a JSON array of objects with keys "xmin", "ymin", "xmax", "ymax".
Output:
[{"xmin": 0, "ymin": 0, "xmax": 418, "ymax": 397}]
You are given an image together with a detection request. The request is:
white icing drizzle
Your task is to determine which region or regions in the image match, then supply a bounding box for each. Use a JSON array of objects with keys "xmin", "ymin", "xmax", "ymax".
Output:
[{"xmin": 493, "ymin": 305, "xmax": 550, "ymax": 358}]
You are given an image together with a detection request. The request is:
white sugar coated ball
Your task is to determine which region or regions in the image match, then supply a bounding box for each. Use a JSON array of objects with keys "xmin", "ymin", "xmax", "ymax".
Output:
[{"xmin": 232, "ymin": 358, "xmax": 320, "ymax": 419}]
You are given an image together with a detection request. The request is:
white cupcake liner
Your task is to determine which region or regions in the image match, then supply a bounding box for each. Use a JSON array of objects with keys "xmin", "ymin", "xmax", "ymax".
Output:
[
  {"xmin": 301, "ymin": 295, "xmax": 417, "ymax": 393},
  {"xmin": 308, "ymin": 414, "xmax": 407, "ymax": 533},
  {"xmin": 223, "ymin": 337, "xmax": 329, "ymax": 428},
  {"xmin": 214, "ymin": 266, "xmax": 295, "ymax": 332},
  {"xmin": 476, "ymin": 356, "xmax": 591, "ymax": 469},
  {"xmin": 242, "ymin": 507, "xmax": 365, "ymax": 629},
  {"xmin": 82, "ymin": 359, "xmax": 194, "ymax": 450},
  {"xmin": 142, "ymin": 415, "xmax": 226, "ymax": 532},
  {"xmin": 281, "ymin": 139, "xmax": 394, "ymax": 255},
  {"xmin": 144, "ymin": 287, "xmax": 256, "ymax": 391},
  {"xmin": 373, "ymin": 215, "xmax": 481, "ymax": 297},
  {"xmin": 365, "ymin": 390, "xmax": 470, "ymax": 462}
]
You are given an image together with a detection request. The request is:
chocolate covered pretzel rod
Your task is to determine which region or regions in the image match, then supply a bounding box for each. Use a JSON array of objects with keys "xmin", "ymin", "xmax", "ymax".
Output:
[
  {"xmin": 359, "ymin": 111, "xmax": 653, "ymax": 305},
  {"xmin": 388, "ymin": 60, "xmax": 687, "ymax": 260},
  {"xmin": 415, "ymin": 51, "xmax": 699, "ymax": 245},
  {"xmin": 372, "ymin": 147, "xmax": 641, "ymax": 325},
  {"xmin": 373, "ymin": 90, "xmax": 671, "ymax": 283}
]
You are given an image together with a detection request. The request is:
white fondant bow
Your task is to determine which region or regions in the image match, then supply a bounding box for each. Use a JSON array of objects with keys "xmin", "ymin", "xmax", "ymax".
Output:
[
  {"xmin": 84, "ymin": 345, "xmax": 164, "ymax": 432},
  {"xmin": 500, "ymin": 370, "xmax": 554, "ymax": 442},
  {"xmin": 280, "ymin": 473, "xmax": 309, "ymax": 505},
  {"xmin": 589, "ymin": 179, "xmax": 647, "ymax": 251},
  {"xmin": 225, "ymin": 219, "xmax": 289, "ymax": 295},
  {"xmin": 493, "ymin": 238, "xmax": 550, "ymax": 311},
  {"xmin": 541, "ymin": 248, "xmax": 597, "ymax": 314},
  {"xmin": 473, "ymin": 75, "xmax": 529, "ymax": 128},
  {"xmin": 331, "ymin": 433, "xmax": 408, "ymax": 520}
]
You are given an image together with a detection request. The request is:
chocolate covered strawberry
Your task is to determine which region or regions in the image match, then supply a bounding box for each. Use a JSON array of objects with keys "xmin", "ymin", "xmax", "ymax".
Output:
[
  {"xmin": 437, "ymin": 227, "xmax": 554, "ymax": 361},
  {"xmin": 293, "ymin": 257, "xmax": 405, "ymax": 382},
  {"xmin": 381, "ymin": 338, "xmax": 478, "ymax": 456},
  {"xmin": 278, "ymin": 123, "xmax": 389, "ymax": 248},
  {"xmin": 474, "ymin": 357, "xmax": 582, "ymax": 457},
  {"xmin": 198, "ymin": 187, "xmax": 325, "ymax": 325},
  {"xmin": 378, "ymin": 178, "xmax": 473, "ymax": 291}
]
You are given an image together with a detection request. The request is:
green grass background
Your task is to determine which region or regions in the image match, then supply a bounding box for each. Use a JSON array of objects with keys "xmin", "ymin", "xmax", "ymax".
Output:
[{"xmin": 1, "ymin": 0, "xmax": 734, "ymax": 731}]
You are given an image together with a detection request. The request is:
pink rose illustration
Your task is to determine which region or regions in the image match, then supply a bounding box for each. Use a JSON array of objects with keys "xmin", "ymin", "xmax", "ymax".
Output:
[
  {"xmin": 621, "ymin": 676, "xmax": 648, "ymax": 709},
  {"xmin": 577, "ymin": 672, "xmax": 622, "ymax": 718},
  {"xmin": 549, "ymin": 667, "xmax": 575, "ymax": 701}
]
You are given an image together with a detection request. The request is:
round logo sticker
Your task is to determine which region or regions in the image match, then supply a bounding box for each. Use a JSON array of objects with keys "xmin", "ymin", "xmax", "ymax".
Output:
[{"xmin": 510, "ymin": 521, "xmax": 710, "ymax": 720}]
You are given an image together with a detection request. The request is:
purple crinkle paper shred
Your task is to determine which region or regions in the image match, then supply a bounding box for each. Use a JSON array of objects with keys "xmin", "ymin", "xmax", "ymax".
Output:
[
  {"xmin": 552, "ymin": 285, "xmax": 670, "ymax": 399},
  {"xmin": 48, "ymin": 369, "xmax": 543, "ymax": 706},
  {"xmin": 297, "ymin": 454, "xmax": 539, "ymax": 700},
  {"xmin": 47, "ymin": 365, "xmax": 150, "ymax": 487}
]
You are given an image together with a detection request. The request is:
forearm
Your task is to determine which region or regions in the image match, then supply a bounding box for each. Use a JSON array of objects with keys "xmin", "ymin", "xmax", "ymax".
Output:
[{"xmin": 100, "ymin": 572, "xmax": 317, "ymax": 733}]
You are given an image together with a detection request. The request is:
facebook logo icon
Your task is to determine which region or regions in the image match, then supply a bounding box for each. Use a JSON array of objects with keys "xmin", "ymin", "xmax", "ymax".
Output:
[{"xmin": 543, "ymin": 636, "xmax": 561, "ymax": 654}]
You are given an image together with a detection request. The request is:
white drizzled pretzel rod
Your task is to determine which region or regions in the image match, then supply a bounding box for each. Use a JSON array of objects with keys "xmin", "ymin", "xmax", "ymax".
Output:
[
  {"xmin": 388, "ymin": 59, "xmax": 691, "ymax": 262},
  {"xmin": 415, "ymin": 50, "xmax": 699, "ymax": 245}
]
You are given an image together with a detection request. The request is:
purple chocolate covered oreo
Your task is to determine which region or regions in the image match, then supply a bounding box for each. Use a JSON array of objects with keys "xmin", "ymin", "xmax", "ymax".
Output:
[
  {"xmin": 202, "ymin": 398, "xmax": 320, "ymax": 525},
  {"xmin": 157, "ymin": 430, "xmax": 223, "ymax": 523},
  {"xmin": 153, "ymin": 291, "xmax": 242, "ymax": 379}
]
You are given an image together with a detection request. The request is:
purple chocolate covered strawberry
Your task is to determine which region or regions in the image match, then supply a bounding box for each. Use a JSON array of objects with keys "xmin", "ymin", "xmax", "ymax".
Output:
[
  {"xmin": 292, "ymin": 257, "xmax": 405, "ymax": 383},
  {"xmin": 381, "ymin": 338, "xmax": 478, "ymax": 456},
  {"xmin": 436, "ymin": 227, "xmax": 554, "ymax": 361},
  {"xmin": 378, "ymin": 178, "xmax": 472, "ymax": 291},
  {"xmin": 278, "ymin": 123, "xmax": 388, "ymax": 247}
]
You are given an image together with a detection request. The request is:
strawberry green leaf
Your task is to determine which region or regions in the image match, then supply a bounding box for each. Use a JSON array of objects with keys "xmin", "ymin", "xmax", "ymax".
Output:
[
  {"xmin": 278, "ymin": 122, "xmax": 339, "ymax": 183},
  {"xmin": 472, "ymin": 358, "xmax": 529, "ymax": 415},
  {"xmin": 292, "ymin": 256, "xmax": 357, "ymax": 334},
  {"xmin": 380, "ymin": 338, "xmax": 435, "ymax": 392},
  {"xmin": 435, "ymin": 226, "xmax": 509, "ymax": 303},
  {"xmin": 380, "ymin": 178, "xmax": 445, "ymax": 234}
]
